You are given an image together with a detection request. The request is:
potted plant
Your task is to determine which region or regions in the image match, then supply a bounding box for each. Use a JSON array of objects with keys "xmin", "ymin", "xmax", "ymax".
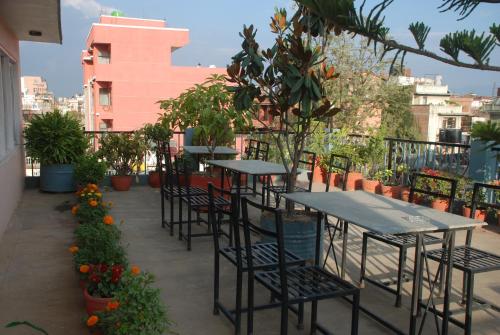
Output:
[
  {"xmin": 415, "ymin": 168, "xmax": 453, "ymax": 211},
  {"xmin": 98, "ymin": 132, "xmax": 147, "ymax": 191},
  {"xmin": 359, "ymin": 129, "xmax": 387, "ymax": 194},
  {"xmin": 74, "ymin": 153, "xmax": 108, "ymax": 189},
  {"xmin": 24, "ymin": 110, "xmax": 88, "ymax": 192},
  {"xmin": 328, "ymin": 128, "xmax": 363, "ymax": 190},
  {"xmin": 375, "ymin": 169, "xmax": 402, "ymax": 199},
  {"xmin": 227, "ymin": 7, "xmax": 340, "ymax": 259},
  {"xmin": 307, "ymin": 122, "xmax": 329, "ymax": 183},
  {"xmin": 141, "ymin": 122, "xmax": 172, "ymax": 188}
]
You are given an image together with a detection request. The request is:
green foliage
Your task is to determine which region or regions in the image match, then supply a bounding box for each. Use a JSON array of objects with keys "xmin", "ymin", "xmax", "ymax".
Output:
[
  {"xmin": 380, "ymin": 82, "xmax": 419, "ymax": 139},
  {"xmin": 24, "ymin": 110, "xmax": 88, "ymax": 165},
  {"xmin": 96, "ymin": 271, "xmax": 171, "ymax": 335},
  {"xmin": 74, "ymin": 154, "xmax": 108, "ymax": 185},
  {"xmin": 5, "ymin": 321, "xmax": 48, "ymax": 334},
  {"xmin": 75, "ymin": 200, "xmax": 108, "ymax": 224},
  {"xmin": 141, "ymin": 123, "xmax": 172, "ymax": 148},
  {"xmin": 409, "ymin": 22, "xmax": 431, "ymax": 50},
  {"xmin": 358, "ymin": 128, "xmax": 387, "ymax": 178},
  {"xmin": 83, "ymin": 264, "xmax": 126, "ymax": 298},
  {"xmin": 471, "ymin": 120, "xmax": 500, "ymax": 147},
  {"xmin": 98, "ymin": 132, "xmax": 147, "ymax": 176}
]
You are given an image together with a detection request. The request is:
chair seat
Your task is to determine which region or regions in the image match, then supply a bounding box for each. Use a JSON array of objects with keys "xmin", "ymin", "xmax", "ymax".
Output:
[
  {"xmin": 426, "ymin": 246, "xmax": 500, "ymax": 274},
  {"xmin": 163, "ymin": 185, "xmax": 206, "ymax": 196},
  {"xmin": 220, "ymin": 242, "xmax": 304, "ymax": 270},
  {"xmin": 182, "ymin": 194, "xmax": 230, "ymax": 208},
  {"xmin": 255, "ymin": 265, "xmax": 358, "ymax": 303},
  {"xmin": 264, "ymin": 185, "xmax": 309, "ymax": 194},
  {"xmin": 366, "ymin": 231, "xmax": 442, "ymax": 247}
]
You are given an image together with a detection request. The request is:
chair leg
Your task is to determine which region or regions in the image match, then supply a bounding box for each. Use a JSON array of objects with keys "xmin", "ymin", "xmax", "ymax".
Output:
[
  {"xmin": 235, "ymin": 268, "xmax": 242, "ymax": 335},
  {"xmin": 247, "ymin": 273, "xmax": 254, "ymax": 335},
  {"xmin": 310, "ymin": 300, "xmax": 318, "ymax": 335},
  {"xmin": 395, "ymin": 246, "xmax": 407, "ymax": 307},
  {"xmin": 297, "ymin": 302, "xmax": 304, "ymax": 330},
  {"xmin": 360, "ymin": 233, "xmax": 368, "ymax": 287},
  {"xmin": 281, "ymin": 300, "xmax": 289, "ymax": 335},
  {"xmin": 187, "ymin": 204, "xmax": 192, "ymax": 251},
  {"xmin": 213, "ymin": 253, "xmax": 220, "ymax": 315},
  {"xmin": 178, "ymin": 198, "xmax": 183, "ymax": 241},
  {"xmin": 464, "ymin": 272, "xmax": 474, "ymax": 335},
  {"xmin": 351, "ymin": 291, "xmax": 360, "ymax": 335},
  {"xmin": 169, "ymin": 195, "xmax": 174, "ymax": 236}
]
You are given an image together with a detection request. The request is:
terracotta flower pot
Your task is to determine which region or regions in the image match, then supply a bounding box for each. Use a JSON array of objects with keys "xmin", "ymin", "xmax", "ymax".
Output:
[
  {"xmin": 313, "ymin": 165, "xmax": 324, "ymax": 183},
  {"xmin": 83, "ymin": 288, "xmax": 112, "ymax": 315},
  {"xmin": 462, "ymin": 206, "xmax": 487, "ymax": 221},
  {"xmin": 79, "ymin": 279, "xmax": 87, "ymax": 290},
  {"xmin": 346, "ymin": 172, "xmax": 363, "ymax": 191},
  {"xmin": 110, "ymin": 175, "xmax": 132, "ymax": 191},
  {"xmin": 362, "ymin": 178, "xmax": 381, "ymax": 194},
  {"xmin": 148, "ymin": 171, "xmax": 161, "ymax": 188},
  {"xmin": 431, "ymin": 198, "xmax": 450, "ymax": 212},
  {"xmin": 329, "ymin": 173, "xmax": 340, "ymax": 188},
  {"xmin": 381, "ymin": 184, "xmax": 402, "ymax": 199}
]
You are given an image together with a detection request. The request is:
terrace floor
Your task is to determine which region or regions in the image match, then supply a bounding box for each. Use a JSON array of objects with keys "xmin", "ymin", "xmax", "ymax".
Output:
[{"xmin": 0, "ymin": 184, "xmax": 499, "ymax": 334}]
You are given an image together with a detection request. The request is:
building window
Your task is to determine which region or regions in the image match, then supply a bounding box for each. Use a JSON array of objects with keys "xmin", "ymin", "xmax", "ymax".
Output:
[
  {"xmin": 99, "ymin": 87, "xmax": 111, "ymax": 106},
  {"xmin": 97, "ymin": 45, "xmax": 110, "ymax": 64},
  {"xmin": 0, "ymin": 52, "xmax": 20, "ymax": 161},
  {"xmin": 442, "ymin": 117, "xmax": 456, "ymax": 129}
]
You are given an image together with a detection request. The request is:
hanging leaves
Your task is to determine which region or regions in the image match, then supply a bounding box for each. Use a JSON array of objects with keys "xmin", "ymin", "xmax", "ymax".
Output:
[{"xmin": 409, "ymin": 22, "xmax": 431, "ymax": 50}]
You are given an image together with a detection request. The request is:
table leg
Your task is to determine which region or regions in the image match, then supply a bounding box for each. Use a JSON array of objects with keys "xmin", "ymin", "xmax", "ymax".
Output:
[
  {"xmin": 315, "ymin": 212, "xmax": 322, "ymax": 267},
  {"xmin": 220, "ymin": 167, "xmax": 225, "ymax": 193},
  {"xmin": 341, "ymin": 221, "xmax": 349, "ymax": 279},
  {"xmin": 409, "ymin": 233, "xmax": 423, "ymax": 335},
  {"xmin": 442, "ymin": 231, "xmax": 455, "ymax": 335}
]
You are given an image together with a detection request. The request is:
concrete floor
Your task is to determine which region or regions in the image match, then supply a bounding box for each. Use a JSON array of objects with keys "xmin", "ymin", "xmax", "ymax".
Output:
[{"xmin": 0, "ymin": 185, "xmax": 499, "ymax": 335}]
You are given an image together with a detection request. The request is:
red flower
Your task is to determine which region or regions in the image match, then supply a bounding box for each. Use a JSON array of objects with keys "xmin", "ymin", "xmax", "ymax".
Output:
[
  {"xmin": 89, "ymin": 273, "xmax": 101, "ymax": 283},
  {"xmin": 98, "ymin": 264, "xmax": 109, "ymax": 273}
]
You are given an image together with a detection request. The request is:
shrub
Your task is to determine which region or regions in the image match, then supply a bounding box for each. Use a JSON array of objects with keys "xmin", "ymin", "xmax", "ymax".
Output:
[
  {"xmin": 74, "ymin": 154, "xmax": 108, "ymax": 185},
  {"xmin": 98, "ymin": 132, "xmax": 147, "ymax": 176}
]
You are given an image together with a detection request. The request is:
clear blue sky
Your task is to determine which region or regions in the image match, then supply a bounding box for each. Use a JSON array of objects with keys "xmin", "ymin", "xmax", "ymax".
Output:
[{"xmin": 20, "ymin": 0, "xmax": 500, "ymax": 97}]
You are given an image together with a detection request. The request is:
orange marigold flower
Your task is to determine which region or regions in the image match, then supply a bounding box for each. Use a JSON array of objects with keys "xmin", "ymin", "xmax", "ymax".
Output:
[
  {"xmin": 103, "ymin": 215, "xmax": 114, "ymax": 225},
  {"xmin": 86, "ymin": 315, "xmax": 99, "ymax": 327},
  {"xmin": 131, "ymin": 266, "xmax": 140, "ymax": 275},
  {"xmin": 69, "ymin": 246, "xmax": 79, "ymax": 254},
  {"xmin": 106, "ymin": 300, "xmax": 120, "ymax": 311},
  {"xmin": 88, "ymin": 199, "xmax": 98, "ymax": 207},
  {"xmin": 95, "ymin": 192, "xmax": 102, "ymax": 198},
  {"xmin": 71, "ymin": 205, "xmax": 79, "ymax": 215},
  {"xmin": 80, "ymin": 264, "xmax": 90, "ymax": 273}
]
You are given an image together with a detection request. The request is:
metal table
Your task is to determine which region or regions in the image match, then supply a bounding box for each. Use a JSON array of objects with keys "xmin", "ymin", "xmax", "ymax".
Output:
[
  {"xmin": 281, "ymin": 191, "xmax": 485, "ymax": 335},
  {"xmin": 183, "ymin": 146, "xmax": 239, "ymax": 156}
]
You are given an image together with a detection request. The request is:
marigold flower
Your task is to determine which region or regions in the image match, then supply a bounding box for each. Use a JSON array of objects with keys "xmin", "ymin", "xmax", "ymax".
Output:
[
  {"xmin": 103, "ymin": 215, "xmax": 114, "ymax": 225},
  {"xmin": 96, "ymin": 192, "xmax": 102, "ymax": 198},
  {"xmin": 79, "ymin": 264, "xmax": 90, "ymax": 273},
  {"xmin": 107, "ymin": 300, "xmax": 120, "ymax": 311},
  {"xmin": 88, "ymin": 199, "xmax": 98, "ymax": 207},
  {"xmin": 87, "ymin": 315, "xmax": 99, "ymax": 327},
  {"xmin": 131, "ymin": 266, "xmax": 141, "ymax": 275},
  {"xmin": 71, "ymin": 205, "xmax": 79, "ymax": 215},
  {"xmin": 69, "ymin": 246, "xmax": 79, "ymax": 254}
]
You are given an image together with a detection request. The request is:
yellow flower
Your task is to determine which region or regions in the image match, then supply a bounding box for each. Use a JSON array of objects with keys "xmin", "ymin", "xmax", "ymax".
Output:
[{"xmin": 96, "ymin": 192, "xmax": 102, "ymax": 198}]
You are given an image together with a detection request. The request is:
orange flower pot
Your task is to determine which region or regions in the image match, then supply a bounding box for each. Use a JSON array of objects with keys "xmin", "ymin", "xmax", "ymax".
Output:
[
  {"xmin": 83, "ymin": 288, "xmax": 112, "ymax": 315},
  {"xmin": 462, "ymin": 206, "xmax": 487, "ymax": 221},
  {"xmin": 313, "ymin": 165, "xmax": 324, "ymax": 183},
  {"xmin": 346, "ymin": 172, "xmax": 363, "ymax": 191},
  {"xmin": 431, "ymin": 198, "xmax": 450, "ymax": 212},
  {"xmin": 362, "ymin": 178, "xmax": 381, "ymax": 194},
  {"xmin": 110, "ymin": 175, "xmax": 132, "ymax": 191},
  {"xmin": 148, "ymin": 171, "xmax": 161, "ymax": 188},
  {"xmin": 381, "ymin": 185, "xmax": 402, "ymax": 199}
]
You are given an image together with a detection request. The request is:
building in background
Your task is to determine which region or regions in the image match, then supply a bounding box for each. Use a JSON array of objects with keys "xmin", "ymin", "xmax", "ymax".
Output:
[
  {"xmin": 450, "ymin": 94, "xmax": 490, "ymax": 132},
  {"xmin": 81, "ymin": 15, "xmax": 225, "ymax": 131},
  {"xmin": 56, "ymin": 94, "xmax": 84, "ymax": 122},
  {"xmin": 398, "ymin": 75, "xmax": 466, "ymax": 142},
  {"xmin": 20, "ymin": 76, "xmax": 55, "ymax": 121},
  {"xmin": 483, "ymin": 88, "xmax": 500, "ymax": 121}
]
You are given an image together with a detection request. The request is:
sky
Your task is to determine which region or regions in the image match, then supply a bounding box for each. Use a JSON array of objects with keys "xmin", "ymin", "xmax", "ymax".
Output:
[{"xmin": 20, "ymin": 0, "xmax": 500, "ymax": 98}]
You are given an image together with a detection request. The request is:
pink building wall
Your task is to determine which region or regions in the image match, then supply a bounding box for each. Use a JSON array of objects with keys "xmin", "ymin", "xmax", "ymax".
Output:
[
  {"xmin": 0, "ymin": 18, "xmax": 24, "ymax": 238},
  {"xmin": 82, "ymin": 16, "xmax": 226, "ymax": 131}
]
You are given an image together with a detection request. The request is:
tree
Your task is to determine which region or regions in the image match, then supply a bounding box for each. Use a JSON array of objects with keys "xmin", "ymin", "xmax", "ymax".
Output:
[{"xmin": 295, "ymin": 0, "xmax": 500, "ymax": 72}]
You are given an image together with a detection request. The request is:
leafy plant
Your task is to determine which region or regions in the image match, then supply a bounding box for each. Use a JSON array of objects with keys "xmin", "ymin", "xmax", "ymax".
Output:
[
  {"xmin": 471, "ymin": 120, "xmax": 500, "ymax": 147},
  {"xmin": 74, "ymin": 199, "xmax": 108, "ymax": 224},
  {"xmin": 416, "ymin": 168, "xmax": 453, "ymax": 201},
  {"xmin": 98, "ymin": 132, "xmax": 147, "ymax": 176},
  {"xmin": 142, "ymin": 122, "xmax": 172, "ymax": 149},
  {"xmin": 24, "ymin": 110, "xmax": 88, "ymax": 165},
  {"xmin": 95, "ymin": 271, "xmax": 171, "ymax": 335},
  {"xmin": 81, "ymin": 264, "xmax": 126, "ymax": 298},
  {"xmin": 359, "ymin": 128, "xmax": 387, "ymax": 179},
  {"xmin": 74, "ymin": 154, "xmax": 108, "ymax": 185}
]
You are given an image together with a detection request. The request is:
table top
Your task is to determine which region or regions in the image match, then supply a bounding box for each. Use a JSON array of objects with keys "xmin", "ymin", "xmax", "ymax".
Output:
[
  {"xmin": 183, "ymin": 146, "xmax": 239, "ymax": 155},
  {"xmin": 281, "ymin": 191, "xmax": 486, "ymax": 235},
  {"xmin": 206, "ymin": 160, "xmax": 289, "ymax": 176}
]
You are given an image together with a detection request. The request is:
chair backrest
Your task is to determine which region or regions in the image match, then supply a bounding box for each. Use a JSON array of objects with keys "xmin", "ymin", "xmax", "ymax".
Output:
[
  {"xmin": 324, "ymin": 153, "xmax": 351, "ymax": 192},
  {"xmin": 409, "ymin": 172, "xmax": 458, "ymax": 212},
  {"xmin": 470, "ymin": 182, "xmax": 500, "ymax": 216},
  {"xmin": 240, "ymin": 196, "xmax": 288, "ymax": 296},
  {"xmin": 299, "ymin": 150, "xmax": 317, "ymax": 191},
  {"xmin": 257, "ymin": 140, "xmax": 270, "ymax": 161},
  {"xmin": 244, "ymin": 139, "xmax": 260, "ymax": 160},
  {"xmin": 208, "ymin": 183, "xmax": 239, "ymax": 254},
  {"xmin": 173, "ymin": 155, "xmax": 194, "ymax": 197},
  {"xmin": 158, "ymin": 141, "xmax": 176, "ymax": 192}
]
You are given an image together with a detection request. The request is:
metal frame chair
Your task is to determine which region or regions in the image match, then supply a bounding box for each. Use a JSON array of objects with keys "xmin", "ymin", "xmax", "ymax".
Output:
[
  {"xmin": 236, "ymin": 139, "xmax": 270, "ymax": 196},
  {"xmin": 262, "ymin": 150, "xmax": 316, "ymax": 208},
  {"xmin": 360, "ymin": 172, "xmax": 458, "ymax": 307},
  {"xmin": 209, "ymin": 184, "xmax": 305, "ymax": 335},
  {"xmin": 241, "ymin": 196, "xmax": 360, "ymax": 335},
  {"xmin": 424, "ymin": 182, "xmax": 500, "ymax": 335}
]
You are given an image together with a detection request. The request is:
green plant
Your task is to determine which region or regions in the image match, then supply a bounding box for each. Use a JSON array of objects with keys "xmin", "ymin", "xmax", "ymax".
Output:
[
  {"xmin": 471, "ymin": 121, "xmax": 500, "ymax": 148},
  {"xmin": 359, "ymin": 128, "xmax": 387, "ymax": 179},
  {"xmin": 159, "ymin": 75, "xmax": 251, "ymax": 160},
  {"xmin": 416, "ymin": 168, "xmax": 453, "ymax": 201},
  {"xmin": 24, "ymin": 110, "xmax": 88, "ymax": 165},
  {"xmin": 74, "ymin": 153, "xmax": 108, "ymax": 185},
  {"xmin": 142, "ymin": 122, "xmax": 172, "ymax": 149},
  {"xmin": 374, "ymin": 169, "xmax": 393, "ymax": 185},
  {"xmin": 81, "ymin": 264, "xmax": 126, "ymax": 298},
  {"xmin": 98, "ymin": 132, "xmax": 147, "ymax": 176},
  {"xmin": 327, "ymin": 128, "xmax": 364, "ymax": 170},
  {"xmin": 95, "ymin": 271, "xmax": 171, "ymax": 335},
  {"xmin": 74, "ymin": 200, "xmax": 108, "ymax": 223}
]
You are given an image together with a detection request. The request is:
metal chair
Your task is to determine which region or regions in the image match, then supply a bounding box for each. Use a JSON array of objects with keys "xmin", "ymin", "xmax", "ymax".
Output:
[
  {"xmin": 237, "ymin": 139, "xmax": 270, "ymax": 196},
  {"xmin": 241, "ymin": 196, "xmax": 360, "ymax": 335},
  {"xmin": 424, "ymin": 182, "xmax": 500, "ymax": 335},
  {"xmin": 262, "ymin": 150, "xmax": 316, "ymax": 208},
  {"xmin": 360, "ymin": 172, "xmax": 457, "ymax": 307},
  {"xmin": 208, "ymin": 184, "xmax": 305, "ymax": 335},
  {"xmin": 175, "ymin": 157, "xmax": 230, "ymax": 251},
  {"xmin": 159, "ymin": 142, "xmax": 207, "ymax": 236},
  {"xmin": 322, "ymin": 153, "xmax": 351, "ymax": 272}
]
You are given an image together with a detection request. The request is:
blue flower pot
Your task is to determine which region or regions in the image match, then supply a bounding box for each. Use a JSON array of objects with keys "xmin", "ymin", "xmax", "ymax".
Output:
[{"xmin": 40, "ymin": 164, "xmax": 76, "ymax": 193}]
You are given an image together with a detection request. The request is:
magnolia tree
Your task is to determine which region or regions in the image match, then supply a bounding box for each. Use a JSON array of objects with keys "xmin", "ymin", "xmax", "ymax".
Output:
[{"xmin": 227, "ymin": 5, "xmax": 341, "ymax": 198}]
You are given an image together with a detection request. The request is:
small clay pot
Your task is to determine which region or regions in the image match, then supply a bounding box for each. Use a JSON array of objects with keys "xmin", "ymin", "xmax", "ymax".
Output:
[
  {"xmin": 110, "ymin": 175, "xmax": 132, "ymax": 191},
  {"xmin": 431, "ymin": 198, "xmax": 450, "ymax": 212},
  {"xmin": 362, "ymin": 178, "xmax": 381, "ymax": 194},
  {"xmin": 462, "ymin": 206, "xmax": 487, "ymax": 221}
]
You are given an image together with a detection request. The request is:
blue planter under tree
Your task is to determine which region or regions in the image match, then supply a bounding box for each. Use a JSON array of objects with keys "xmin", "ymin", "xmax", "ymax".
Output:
[{"xmin": 40, "ymin": 164, "xmax": 76, "ymax": 193}]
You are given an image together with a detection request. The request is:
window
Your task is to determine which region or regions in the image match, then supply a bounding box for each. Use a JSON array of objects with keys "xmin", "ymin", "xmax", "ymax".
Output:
[
  {"xmin": 442, "ymin": 117, "xmax": 456, "ymax": 129},
  {"xmin": 97, "ymin": 45, "xmax": 110, "ymax": 64},
  {"xmin": 99, "ymin": 87, "xmax": 111, "ymax": 106},
  {"xmin": 0, "ymin": 51, "xmax": 20, "ymax": 161}
]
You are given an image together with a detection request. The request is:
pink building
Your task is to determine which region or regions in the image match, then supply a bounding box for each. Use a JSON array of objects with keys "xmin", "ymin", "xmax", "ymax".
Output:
[
  {"xmin": 81, "ymin": 15, "xmax": 225, "ymax": 131},
  {"xmin": 0, "ymin": 1, "xmax": 62, "ymax": 237}
]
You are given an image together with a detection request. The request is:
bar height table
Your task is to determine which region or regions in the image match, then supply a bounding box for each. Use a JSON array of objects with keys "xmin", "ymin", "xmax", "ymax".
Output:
[{"xmin": 281, "ymin": 191, "xmax": 485, "ymax": 335}]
